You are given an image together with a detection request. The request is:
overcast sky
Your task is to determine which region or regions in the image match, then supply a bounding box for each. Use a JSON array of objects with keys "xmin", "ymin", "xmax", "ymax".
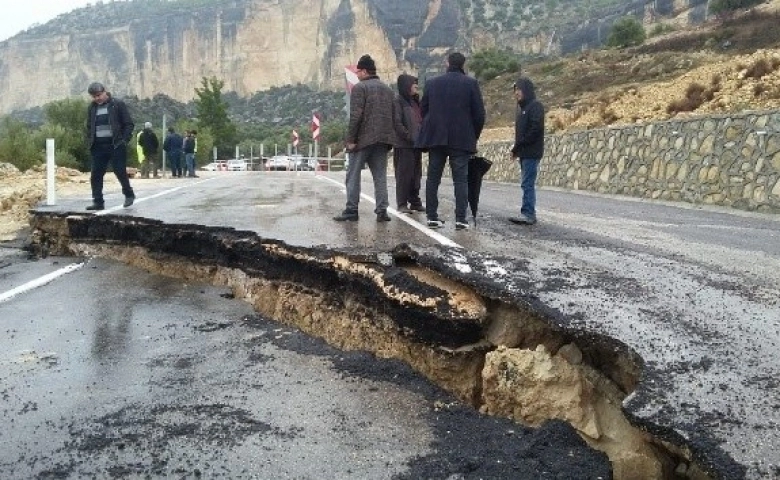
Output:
[{"xmin": 0, "ymin": 0, "xmax": 94, "ymax": 42}]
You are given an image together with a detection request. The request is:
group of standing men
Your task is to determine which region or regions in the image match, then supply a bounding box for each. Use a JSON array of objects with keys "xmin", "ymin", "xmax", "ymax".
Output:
[
  {"xmin": 83, "ymin": 52, "xmax": 546, "ymax": 222},
  {"xmin": 135, "ymin": 124, "xmax": 199, "ymax": 179},
  {"xmin": 334, "ymin": 51, "xmax": 546, "ymax": 229}
]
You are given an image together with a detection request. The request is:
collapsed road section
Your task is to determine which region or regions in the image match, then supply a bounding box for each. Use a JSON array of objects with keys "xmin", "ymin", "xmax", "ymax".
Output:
[{"xmin": 28, "ymin": 212, "xmax": 743, "ymax": 479}]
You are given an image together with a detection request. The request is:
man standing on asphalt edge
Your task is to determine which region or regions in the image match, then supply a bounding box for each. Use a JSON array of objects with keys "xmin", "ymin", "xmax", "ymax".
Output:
[
  {"xmin": 333, "ymin": 54, "xmax": 396, "ymax": 223},
  {"xmin": 415, "ymin": 52, "xmax": 485, "ymax": 231},
  {"xmin": 509, "ymin": 77, "xmax": 545, "ymax": 225},
  {"xmin": 84, "ymin": 82, "xmax": 135, "ymax": 210}
]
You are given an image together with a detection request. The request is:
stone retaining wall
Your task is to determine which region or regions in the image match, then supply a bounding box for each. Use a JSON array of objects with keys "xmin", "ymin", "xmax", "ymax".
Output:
[{"xmin": 478, "ymin": 110, "xmax": 780, "ymax": 213}]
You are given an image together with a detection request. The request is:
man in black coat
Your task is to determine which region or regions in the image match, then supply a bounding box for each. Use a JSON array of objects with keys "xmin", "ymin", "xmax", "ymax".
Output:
[
  {"xmin": 163, "ymin": 127, "xmax": 184, "ymax": 178},
  {"xmin": 415, "ymin": 52, "xmax": 485, "ymax": 231},
  {"xmin": 84, "ymin": 82, "xmax": 135, "ymax": 210},
  {"xmin": 509, "ymin": 77, "xmax": 545, "ymax": 225},
  {"xmin": 138, "ymin": 122, "xmax": 160, "ymax": 178}
]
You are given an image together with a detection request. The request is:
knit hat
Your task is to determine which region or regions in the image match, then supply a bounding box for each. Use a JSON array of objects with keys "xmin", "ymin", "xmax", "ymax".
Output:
[
  {"xmin": 144, "ymin": 122, "xmax": 152, "ymax": 129},
  {"xmin": 356, "ymin": 54, "xmax": 376, "ymax": 72}
]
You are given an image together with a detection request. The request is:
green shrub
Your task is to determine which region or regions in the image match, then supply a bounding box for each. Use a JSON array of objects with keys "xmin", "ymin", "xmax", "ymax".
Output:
[
  {"xmin": 709, "ymin": 0, "xmax": 763, "ymax": 16},
  {"xmin": 0, "ymin": 117, "xmax": 42, "ymax": 171},
  {"xmin": 607, "ymin": 17, "xmax": 646, "ymax": 48},
  {"xmin": 470, "ymin": 48, "xmax": 522, "ymax": 82}
]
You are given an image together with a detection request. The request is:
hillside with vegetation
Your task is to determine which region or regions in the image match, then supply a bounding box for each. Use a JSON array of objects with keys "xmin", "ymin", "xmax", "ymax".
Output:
[{"xmin": 480, "ymin": 2, "xmax": 780, "ymax": 140}]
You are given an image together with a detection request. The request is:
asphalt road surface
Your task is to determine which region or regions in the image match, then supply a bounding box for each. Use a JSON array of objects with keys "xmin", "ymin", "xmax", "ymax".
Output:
[{"xmin": 3, "ymin": 169, "xmax": 779, "ymax": 478}]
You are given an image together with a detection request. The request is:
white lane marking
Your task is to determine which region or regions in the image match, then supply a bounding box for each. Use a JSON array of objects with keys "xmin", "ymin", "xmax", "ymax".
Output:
[
  {"xmin": 317, "ymin": 175, "xmax": 462, "ymax": 249},
  {"xmin": 95, "ymin": 178, "xmax": 215, "ymax": 215},
  {"xmin": 0, "ymin": 262, "xmax": 85, "ymax": 304}
]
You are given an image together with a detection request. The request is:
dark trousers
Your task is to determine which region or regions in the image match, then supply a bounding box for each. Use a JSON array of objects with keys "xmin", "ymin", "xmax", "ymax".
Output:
[
  {"xmin": 426, "ymin": 147, "xmax": 470, "ymax": 223},
  {"xmin": 393, "ymin": 147, "xmax": 423, "ymax": 208},
  {"xmin": 140, "ymin": 151, "xmax": 159, "ymax": 178},
  {"xmin": 90, "ymin": 142, "xmax": 134, "ymax": 205},
  {"xmin": 168, "ymin": 151, "xmax": 183, "ymax": 177}
]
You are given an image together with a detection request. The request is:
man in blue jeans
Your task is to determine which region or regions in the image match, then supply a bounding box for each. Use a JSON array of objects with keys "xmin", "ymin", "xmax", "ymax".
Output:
[
  {"xmin": 84, "ymin": 82, "xmax": 135, "ymax": 210},
  {"xmin": 509, "ymin": 77, "xmax": 545, "ymax": 225},
  {"xmin": 415, "ymin": 52, "xmax": 485, "ymax": 231}
]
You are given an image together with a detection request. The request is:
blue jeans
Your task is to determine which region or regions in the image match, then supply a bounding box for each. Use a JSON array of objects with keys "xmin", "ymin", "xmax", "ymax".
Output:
[
  {"xmin": 426, "ymin": 147, "xmax": 470, "ymax": 223},
  {"xmin": 185, "ymin": 153, "xmax": 196, "ymax": 176},
  {"xmin": 520, "ymin": 158, "xmax": 540, "ymax": 219},
  {"xmin": 344, "ymin": 144, "xmax": 390, "ymax": 214},
  {"xmin": 90, "ymin": 142, "xmax": 134, "ymax": 205}
]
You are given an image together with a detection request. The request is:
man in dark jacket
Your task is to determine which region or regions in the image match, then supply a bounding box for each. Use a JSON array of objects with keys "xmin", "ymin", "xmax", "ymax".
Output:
[
  {"xmin": 84, "ymin": 82, "xmax": 135, "ymax": 210},
  {"xmin": 333, "ymin": 54, "xmax": 397, "ymax": 222},
  {"xmin": 509, "ymin": 77, "xmax": 545, "ymax": 225},
  {"xmin": 392, "ymin": 74, "xmax": 424, "ymax": 214},
  {"xmin": 163, "ymin": 127, "xmax": 184, "ymax": 178},
  {"xmin": 138, "ymin": 122, "xmax": 160, "ymax": 178},
  {"xmin": 415, "ymin": 52, "xmax": 485, "ymax": 231}
]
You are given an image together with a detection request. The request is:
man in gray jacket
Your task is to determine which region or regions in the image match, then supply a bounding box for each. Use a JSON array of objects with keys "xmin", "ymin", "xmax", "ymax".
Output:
[{"xmin": 334, "ymin": 54, "xmax": 397, "ymax": 222}]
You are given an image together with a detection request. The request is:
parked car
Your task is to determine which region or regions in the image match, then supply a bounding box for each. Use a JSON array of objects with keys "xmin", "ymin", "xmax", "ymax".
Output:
[
  {"xmin": 202, "ymin": 161, "xmax": 227, "ymax": 171},
  {"xmin": 226, "ymin": 159, "xmax": 247, "ymax": 171},
  {"xmin": 290, "ymin": 155, "xmax": 317, "ymax": 171},
  {"xmin": 266, "ymin": 155, "xmax": 293, "ymax": 171}
]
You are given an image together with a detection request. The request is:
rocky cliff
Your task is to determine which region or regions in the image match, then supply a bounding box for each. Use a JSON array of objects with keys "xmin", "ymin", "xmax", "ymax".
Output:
[{"xmin": 0, "ymin": 0, "xmax": 707, "ymax": 114}]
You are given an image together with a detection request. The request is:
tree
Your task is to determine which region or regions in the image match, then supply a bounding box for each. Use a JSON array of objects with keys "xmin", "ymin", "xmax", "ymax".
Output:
[
  {"xmin": 0, "ymin": 117, "xmax": 42, "ymax": 171},
  {"xmin": 43, "ymin": 98, "xmax": 90, "ymax": 171},
  {"xmin": 606, "ymin": 17, "xmax": 646, "ymax": 48},
  {"xmin": 709, "ymin": 0, "xmax": 763, "ymax": 16},
  {"xmin": 194, "ymin": 76, "xmax": 237, "ymax": 154},
  {"xmin": 470, "ymin": 48, "xmax": 522, "ymax": 82}
]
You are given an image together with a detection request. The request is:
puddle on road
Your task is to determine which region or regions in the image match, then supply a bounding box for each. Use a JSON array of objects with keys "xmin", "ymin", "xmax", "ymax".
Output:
[{"xmin": 28, "ymin": 212, "xmax": 716, "ymax": 480}]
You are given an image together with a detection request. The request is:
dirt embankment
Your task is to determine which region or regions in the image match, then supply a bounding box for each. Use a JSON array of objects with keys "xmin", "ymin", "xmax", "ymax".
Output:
[{"xmin": 0, "ymin": 163, "xmax": 93, "ymax": 241}]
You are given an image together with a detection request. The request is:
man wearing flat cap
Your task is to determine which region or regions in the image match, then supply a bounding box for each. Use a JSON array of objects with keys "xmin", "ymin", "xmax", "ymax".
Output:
[
  {"xmin": 334, "ymin": 54, "xmax": 397, "ymax": 222},
  {"xmin": 84, "ymin": 82, "xmax": 136, "ymax": 210}
]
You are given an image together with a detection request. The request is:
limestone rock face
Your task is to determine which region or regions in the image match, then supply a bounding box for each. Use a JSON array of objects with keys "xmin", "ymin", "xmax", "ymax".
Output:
[
  {"xmin": 0, "ymin": 0, "xmax": 717, "ymax": 114},
  {"xmin": 0, "ymin": 0, "xmax": 452, "ymax": 113}
]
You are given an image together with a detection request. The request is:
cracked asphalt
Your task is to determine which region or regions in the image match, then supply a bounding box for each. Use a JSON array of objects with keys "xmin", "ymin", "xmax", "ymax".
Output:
[{"xmin": 3, "ymin": 169, "xmax": 780, "ymax": 478}]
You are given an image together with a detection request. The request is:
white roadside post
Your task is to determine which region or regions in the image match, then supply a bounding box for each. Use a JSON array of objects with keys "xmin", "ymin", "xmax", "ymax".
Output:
[{"xmin": 46, "ymin": 138, "xmax": 56, "ymax": 205}]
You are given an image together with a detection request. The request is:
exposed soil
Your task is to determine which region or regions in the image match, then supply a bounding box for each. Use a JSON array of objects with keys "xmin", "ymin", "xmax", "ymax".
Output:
[{"xmin": 480, "ymin": 3, "xmax": 780, "ymax": 142}]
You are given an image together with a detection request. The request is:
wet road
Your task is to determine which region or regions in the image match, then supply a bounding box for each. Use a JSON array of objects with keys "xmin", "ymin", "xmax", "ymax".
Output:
[{"xmin": 4, "ymin": 169, "xmax": 780, "ymax": 478}]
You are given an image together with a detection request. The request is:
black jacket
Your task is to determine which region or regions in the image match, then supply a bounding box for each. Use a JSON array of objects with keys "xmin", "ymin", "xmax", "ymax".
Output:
[
  {"xmin": 139, "ymin": 129, "xmax": 160, "ymax": 156},
  {"xmin": 511, "ymin": 78, "xmax": 545, "ymax": 159},
  {"xmin": 393, "ymin": 74, "xmax": 422, "ymax": 148},
  {"xmin": 415, "ymin": 67, "xmax": 485, "ymax": 153},
  {"xmin": 85, "ymin": 94, "xmax": 134, "ymax": 148},
  {"xmin": 163, "ymin": 132, "xmax": 184, "ymax": 153}
]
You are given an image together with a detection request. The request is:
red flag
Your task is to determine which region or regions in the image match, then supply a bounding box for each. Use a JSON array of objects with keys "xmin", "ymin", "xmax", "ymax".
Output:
[
  {"xmin": 311, "ymin": 113, "xmax": 321, "ymax": 141},
  {"xmin": 292, "ymin": 129, "xmax": 299, "ymax": 147}
]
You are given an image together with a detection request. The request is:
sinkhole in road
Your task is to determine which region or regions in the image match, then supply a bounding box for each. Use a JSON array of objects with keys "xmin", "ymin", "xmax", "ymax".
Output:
[{"xmin": 28, "ymin": 212, "xmax": 714, "ymax": 480}]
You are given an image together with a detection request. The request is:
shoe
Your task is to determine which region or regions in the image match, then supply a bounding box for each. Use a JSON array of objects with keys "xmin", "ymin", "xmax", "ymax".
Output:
[
  {"xmin": 427, "ymin": 219, "xmax": 444, "ymax": 229},
  {"xmin": 86, "ymin": 203, "xmax": 104, "ymax": 211},
  {"xmin": 377, "ymin": 211, "xmax": 391, "ymax": 222},
  {"xmin": 397, "ymin": 206, "xmax": 413, "ymax": 214},
  {"xmin": 455, "ymin": 221, "xmax": 470, "ymax": 231},
  {"xmin": 192, "ymin": 174, "xmax": 199, "ymax": 178},
  {"xmin": 333, "ymin": 211, "xmax": 359, "ymax": 222},
  {"xmin": 509, "ymin": 215, "xmax": 537, "ymax": 225},
  {"xmin": 123, "ymin": 196, "xmax": 135, "ymax": 208},
  {"xmin": 410, "ymin": 204, "xmax": 425, "ymax": 212}
]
